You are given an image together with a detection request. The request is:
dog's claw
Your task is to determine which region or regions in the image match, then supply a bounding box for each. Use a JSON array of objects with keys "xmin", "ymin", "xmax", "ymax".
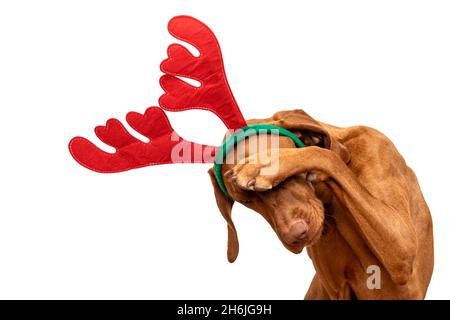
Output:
[
  {"xmin": 311, "ymin": 136, "xmax": 321, "ymax": 145},
  {"xmin": 224, "ymin": 169, "xmax": 233, "ymax": 177},
  {"xmin": 254, "ymin": 184, "xmax": 272, "ymax": 192},
  {"xmin": 307, "ymin": 172, "xmax": 316, "ymax": 182}
]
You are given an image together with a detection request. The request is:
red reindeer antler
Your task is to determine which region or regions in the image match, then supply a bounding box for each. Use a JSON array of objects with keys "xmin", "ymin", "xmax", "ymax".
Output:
[
  {"xmin": 69, "ymin": 16, "xmax": 246, "ymax": 173},
  {"xmin": 69, "ymin": 107, "xmax": 216, "ymax": 173},
  {"xmin": 159, "ymin": 15, "xmax": 247, "ymax": 130}
]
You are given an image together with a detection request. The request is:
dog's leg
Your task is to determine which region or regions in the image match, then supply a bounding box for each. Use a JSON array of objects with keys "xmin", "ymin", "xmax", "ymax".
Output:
[
  {"xmin": 304, "ymin": 274, "xmax": 331, "ymax": 300},
  {"xmin": 230, "ymin": 146, "xmax": 417, "ymax": 285}
]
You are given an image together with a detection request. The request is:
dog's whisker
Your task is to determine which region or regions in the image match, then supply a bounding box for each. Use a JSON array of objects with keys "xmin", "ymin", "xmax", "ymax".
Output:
[{"xmin": 324, "ymin": 213, "xmax": 336, "ymax": 224}]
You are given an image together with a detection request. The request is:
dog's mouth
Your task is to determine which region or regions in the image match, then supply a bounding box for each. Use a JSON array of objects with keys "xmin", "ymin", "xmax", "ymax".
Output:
[
  {"xmin": 283, "ymin": 241, "xmax": 307, "ymax": 254},
  {"xmin": 280, "ymin": 226, "xmax": 323, "ymax": 254}
]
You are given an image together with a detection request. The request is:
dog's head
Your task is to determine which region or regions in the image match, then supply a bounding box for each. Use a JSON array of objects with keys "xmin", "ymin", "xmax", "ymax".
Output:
[{"xmin": 208, "ymin": 109, "xmax": 350, "ymax": 262}]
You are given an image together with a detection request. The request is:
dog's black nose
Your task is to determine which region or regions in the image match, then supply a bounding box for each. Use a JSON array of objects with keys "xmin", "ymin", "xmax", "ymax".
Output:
[{"xmin": 285, "ymin": 220, "xmax": 309, "ymax": 245}]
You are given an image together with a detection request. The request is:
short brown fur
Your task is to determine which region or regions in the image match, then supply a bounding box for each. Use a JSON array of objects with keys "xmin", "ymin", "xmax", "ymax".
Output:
[{"xmin": 208, "ymin": 109, "xmax": 433, "ymax": 300}]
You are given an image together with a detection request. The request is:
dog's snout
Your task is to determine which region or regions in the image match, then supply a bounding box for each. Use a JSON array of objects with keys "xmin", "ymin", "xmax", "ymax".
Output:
[{"xmin": 285, "ymin": 220, "xmax": 309, "ymax": 245}]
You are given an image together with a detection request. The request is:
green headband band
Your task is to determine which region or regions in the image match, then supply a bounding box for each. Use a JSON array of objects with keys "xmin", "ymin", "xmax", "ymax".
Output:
[{"xmin": 213, "ymin": 124, "xmax": 305, "ymax": 196}]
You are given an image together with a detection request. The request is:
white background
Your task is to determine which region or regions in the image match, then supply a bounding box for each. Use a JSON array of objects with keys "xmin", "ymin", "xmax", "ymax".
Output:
[{"xmin": 0, "ymin": 0, "xmax": 449, "ymax": 299}]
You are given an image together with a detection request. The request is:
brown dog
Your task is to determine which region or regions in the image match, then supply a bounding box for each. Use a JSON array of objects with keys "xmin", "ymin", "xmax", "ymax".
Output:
[{"xmin": 208, "ymin": 109, "xmax": 433, "ymax": 300}]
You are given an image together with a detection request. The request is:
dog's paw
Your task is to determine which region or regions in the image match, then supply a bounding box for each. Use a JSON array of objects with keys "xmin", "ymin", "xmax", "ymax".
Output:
[
  {"xmin": 226, "ymin": 155, "xmax": 279, "ymax": 191},
  {"xmin": 226, "ymin": 164, "xmax": 274, "ymax": 191}
]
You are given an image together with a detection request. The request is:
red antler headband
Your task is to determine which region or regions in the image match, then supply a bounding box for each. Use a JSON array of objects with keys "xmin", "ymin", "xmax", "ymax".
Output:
[
  {"xmin": 69, "ymin": 16, "xmax": 245, "ymax": 173},
  {"xmin": 68, "ymin": 16, "xmax": 303, "ymax": 193}
]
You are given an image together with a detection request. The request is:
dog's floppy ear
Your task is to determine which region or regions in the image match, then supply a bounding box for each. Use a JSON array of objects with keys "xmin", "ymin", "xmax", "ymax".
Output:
[{"xmin": 208, "ymin": 168, "xmax": 239, "ymax": 263}]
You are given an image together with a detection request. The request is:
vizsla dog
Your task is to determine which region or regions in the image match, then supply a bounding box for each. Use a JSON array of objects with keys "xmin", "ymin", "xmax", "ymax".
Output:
[
  {"xmin": 68, "ymin": 16, "xmax": 434, "ymax": 300},
  {"xmin": 208, "ymin": 109, "xmax": 433, "ymax": 300}
]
